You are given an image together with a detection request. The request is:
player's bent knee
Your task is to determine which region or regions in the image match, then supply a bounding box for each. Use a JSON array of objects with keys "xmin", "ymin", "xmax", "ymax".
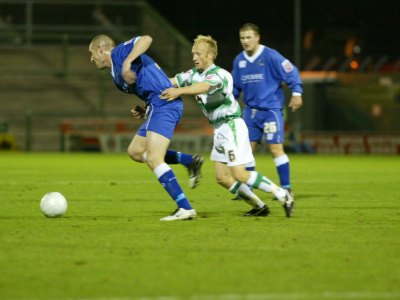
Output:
[
  {"xmin": 215, "ymin": 174, "xmax": 232, "ymax": 189},
  {"xmin": 230, "ymin": 170, "xmax": 250, "ymax": 184},
  {"xmin": 215, "ymin": 175, "xmax": 225, "ymax": 186},
  {"xmin": 127, "ymin": 148, "xmax": 143, "ymax": 162}
]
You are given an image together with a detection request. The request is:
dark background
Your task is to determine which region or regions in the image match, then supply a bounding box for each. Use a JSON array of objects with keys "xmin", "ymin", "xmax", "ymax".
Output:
[
  {"xmin": 148, "ymin": 0, "xmax": 400, "ymax": 70},
  {"xmin": 1, "ymin": 0, "xmax": 398, "ymax": 70}
]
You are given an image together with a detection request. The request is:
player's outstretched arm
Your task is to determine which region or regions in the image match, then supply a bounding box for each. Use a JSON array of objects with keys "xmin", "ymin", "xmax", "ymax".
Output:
[
  {"xmin": 160, "ymin": 82, "xmax": 210, "ymax": 101},
  {"xmin": 169, "ymin": 77, "xmax": 178, "ymax": 87}
]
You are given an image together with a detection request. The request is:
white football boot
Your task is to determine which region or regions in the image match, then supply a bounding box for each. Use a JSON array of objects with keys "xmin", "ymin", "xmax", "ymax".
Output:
[{"xmin": 160, "ymin": 208, "xmax": 197, "ymax": 221}]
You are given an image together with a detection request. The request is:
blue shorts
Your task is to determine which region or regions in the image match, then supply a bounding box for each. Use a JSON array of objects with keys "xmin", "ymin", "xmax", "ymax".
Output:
[
  {"xmin": 242, "ymin": 106, "xmax": 285, "ymax": 144},
  {"xmin": 137, "ymin": 101, "xmax": 183, "ymax": 140}
]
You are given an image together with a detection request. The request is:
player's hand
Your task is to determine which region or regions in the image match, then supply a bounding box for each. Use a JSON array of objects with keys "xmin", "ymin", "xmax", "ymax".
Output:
[
  {"xmin": 289, "ymin": 95, "xmax": 303, "ymax": 112},
  {"xmin": 160, "ymin": 88, "xmax": 180, "ymax": 101},
  {"xmin": 131, "ymin": 105, "xmax": 146, "ymax": 119},
  {"xmin": 122, "ymin": 62, "xmax": 137, "ymax": 84}
]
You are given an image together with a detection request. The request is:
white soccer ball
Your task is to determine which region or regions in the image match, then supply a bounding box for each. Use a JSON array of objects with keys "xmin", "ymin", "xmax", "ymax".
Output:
[{"xmin": 40, "ymin": 192, "xmax": 68, "ymax": 217}]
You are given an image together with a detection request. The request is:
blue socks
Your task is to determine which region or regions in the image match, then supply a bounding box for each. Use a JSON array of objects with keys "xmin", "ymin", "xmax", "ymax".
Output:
[
  {"xmin": 164, "ymin": 149, "xmax": 193, "ymax": 168},
  {"xmin": 274, "ymin": 155, "xmax": 290, "ymax": 189},
  {"xmin": 153, "ymin": 163, "xmax": 192, "ymax": 210}
]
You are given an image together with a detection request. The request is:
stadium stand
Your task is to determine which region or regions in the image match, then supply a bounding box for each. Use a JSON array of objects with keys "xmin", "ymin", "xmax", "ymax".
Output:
[
  {"xmin": 0, "ymin": 0, "xmax": 196, "ymax": 151},
  {"xmin": 0, "ymin": 0, "xmax": 399, "ymax": 153}
]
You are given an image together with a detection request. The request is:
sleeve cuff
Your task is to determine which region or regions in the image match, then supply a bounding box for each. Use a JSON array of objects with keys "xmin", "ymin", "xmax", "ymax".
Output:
[{"xmin": 292, "ymin": 92, "xmax": 302, "ymax": 96}]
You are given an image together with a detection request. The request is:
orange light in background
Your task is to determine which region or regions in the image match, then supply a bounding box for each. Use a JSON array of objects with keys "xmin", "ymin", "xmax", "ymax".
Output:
[
  {"xmin": 304, "ymin": 30, "xmax": 314, "ymax": 50},
  {"xmin": 371, "ymin": 104, "xmax": 382, "ymax": 118},
  {"xmin": 350, "ymin": 60, "xmax": 359, "ymax": 70},
  {"xmin": 344, "ymin": 38, "xmax": 356, "ymax": 57}
]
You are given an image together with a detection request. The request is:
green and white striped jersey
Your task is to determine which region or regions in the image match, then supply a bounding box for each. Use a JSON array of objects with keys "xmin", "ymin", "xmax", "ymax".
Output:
[{"xmin": 175, "ymin": 64, "xmax": 241, "ymax": 126}]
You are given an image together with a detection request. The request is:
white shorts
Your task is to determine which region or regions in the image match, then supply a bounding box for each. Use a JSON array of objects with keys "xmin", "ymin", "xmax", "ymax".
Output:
[{"xmin": 210, "ymin": 118, "xmax": 254, "ymax": 166}]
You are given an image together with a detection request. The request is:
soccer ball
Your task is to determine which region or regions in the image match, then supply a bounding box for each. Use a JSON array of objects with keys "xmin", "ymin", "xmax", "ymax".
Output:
[{"xmin": 40, "ymin": 192, "xmax": 68, "ymax": 217}]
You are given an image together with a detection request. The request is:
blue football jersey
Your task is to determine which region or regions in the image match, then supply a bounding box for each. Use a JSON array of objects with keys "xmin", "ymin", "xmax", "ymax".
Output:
[
  {"xmin": 232, "ymin": 45, "xmax": 303, "ymax": 110},
  {"xmin": 110, "ymin": 36, "xmax": 179, "ymax": 107}
]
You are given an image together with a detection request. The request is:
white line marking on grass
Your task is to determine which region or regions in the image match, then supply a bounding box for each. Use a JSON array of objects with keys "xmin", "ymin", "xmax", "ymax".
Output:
[
  {"xmin": 71, "ymin": 291, "xmax": 400, "ymax": 300},
  {"xmin": 2, "ymin": 180, "xmax": 153, "ymax": 185}
]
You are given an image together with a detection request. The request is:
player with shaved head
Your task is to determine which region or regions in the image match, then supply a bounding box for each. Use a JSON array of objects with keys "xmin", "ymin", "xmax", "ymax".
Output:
[{"xmin": 89, "ymin": 34, "xmax": 204, "ymax": 221}]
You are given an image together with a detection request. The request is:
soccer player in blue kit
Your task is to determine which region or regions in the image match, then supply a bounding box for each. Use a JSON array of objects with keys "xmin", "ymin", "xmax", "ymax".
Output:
[
  {"xmin": 232, "ymin": 23, "xmax": 303, "ymax": 198},
  {"xmin": 89, "ymin": 34, "xmax": 204, "ymax": 221}
]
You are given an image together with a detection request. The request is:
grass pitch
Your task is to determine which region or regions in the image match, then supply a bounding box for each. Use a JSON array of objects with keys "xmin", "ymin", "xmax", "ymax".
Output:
[{"xmin": 0, "ymin": 153, "xmax": 399, "ymax": 300}]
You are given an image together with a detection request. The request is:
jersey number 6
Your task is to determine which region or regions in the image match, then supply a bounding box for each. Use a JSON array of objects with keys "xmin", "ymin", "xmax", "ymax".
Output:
[{"xmin": 228, "ymin": 150, "xmax": 236, "ymax": 162}]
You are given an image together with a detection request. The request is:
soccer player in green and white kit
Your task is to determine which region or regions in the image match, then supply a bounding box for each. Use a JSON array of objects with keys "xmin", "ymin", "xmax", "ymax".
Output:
[{"xmin": 161, "ymin": 35, "xmax": 294, "ymax": 217}]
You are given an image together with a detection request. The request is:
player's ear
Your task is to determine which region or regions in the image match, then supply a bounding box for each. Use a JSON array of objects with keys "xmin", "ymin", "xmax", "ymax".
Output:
[{"xmin": 98, "ymin": 41, "xmax": 106, "ymax": 54}]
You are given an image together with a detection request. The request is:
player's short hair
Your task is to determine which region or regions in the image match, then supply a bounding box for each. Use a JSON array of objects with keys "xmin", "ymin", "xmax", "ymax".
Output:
[
  {"xmin": 239, "ymin": 23, "xmax": 260, "ymax": 36},
  {"xmin": 193, "ymin": 35, "xmax": 218, "ymax": 60},
  {"xmin": 89, "ymin": 34, "xmax": 115, "ymax": 50}
]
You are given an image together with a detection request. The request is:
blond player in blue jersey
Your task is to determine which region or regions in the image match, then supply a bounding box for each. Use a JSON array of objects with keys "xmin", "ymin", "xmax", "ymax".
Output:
[
  {"xmin": 232, "ymin": 23, "xmax": 303, "ymax": 199},
  {"xmin": 161, "ymin": 35, "xmax": 294, "ymax": 217}
]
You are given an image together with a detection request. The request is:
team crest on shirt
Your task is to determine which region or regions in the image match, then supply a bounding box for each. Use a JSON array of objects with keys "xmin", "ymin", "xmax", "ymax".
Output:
[
  {"xmin": 257, "ymin": 59, "xmax": 264, "ymax": 66},
  {"xmin": 239, "ymin": 60, "xmax": 247, "ymax": 68},
  {"xmin": 281, "ymin": 59, "xmax": 294, "ymax": 73},
  {"xmin": 205, "ymin": 74, "xmax": 214, "ymax": 80}
]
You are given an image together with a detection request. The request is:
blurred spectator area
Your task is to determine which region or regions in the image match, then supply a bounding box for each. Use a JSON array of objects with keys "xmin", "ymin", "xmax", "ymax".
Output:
[
  {"xmin": 0, "ymin": 0, "xmax": 399, "ymax": 151},
  {"xmin": 301, "ymin": 29, "xmax": 400, "ymax": 73},
  {"xmin": 0, "ymin": 0, "xmax": 195, "ymax": 151}
]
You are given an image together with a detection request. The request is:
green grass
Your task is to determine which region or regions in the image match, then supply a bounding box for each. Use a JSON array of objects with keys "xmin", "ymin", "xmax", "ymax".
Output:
[{"xmin": 0, "ymin": 153, "xmax": 399, "ymax": 300}]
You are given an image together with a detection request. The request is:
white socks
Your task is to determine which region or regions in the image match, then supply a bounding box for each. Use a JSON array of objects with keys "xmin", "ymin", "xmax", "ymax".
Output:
[{"xmin": 229, "ymin": 181, "xmax": 265, "ymax": 208}]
